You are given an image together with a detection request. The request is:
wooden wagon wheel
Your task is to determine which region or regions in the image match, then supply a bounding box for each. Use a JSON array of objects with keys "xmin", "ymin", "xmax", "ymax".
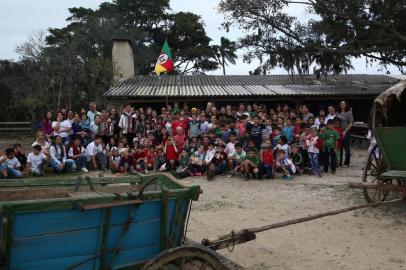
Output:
[
  {"xmin": 362, "ymin": 144, "xmax": 391, "ymax": 202},
  {"xmin": 140, "ymin": 246, "xmax": 233, "ymax": 270}
]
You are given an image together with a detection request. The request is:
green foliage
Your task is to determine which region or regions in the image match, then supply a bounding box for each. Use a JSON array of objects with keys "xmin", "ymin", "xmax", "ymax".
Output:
[
  {"xmin": 212, "ymin": 37, "xmax": 238, "ymax": 75},
  {"xmin": 219, "ymin": 0, "xmax": 406, "ymax": 75},
  {"xmin": 0, "ymin": 0, "xmax": 221, "ymax": 121}
]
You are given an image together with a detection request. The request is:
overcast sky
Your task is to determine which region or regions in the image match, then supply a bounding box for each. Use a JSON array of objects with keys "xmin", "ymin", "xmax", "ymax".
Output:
[{"xmin": 0, "ymin": 0, "xmax": 400, "ymax": 75}]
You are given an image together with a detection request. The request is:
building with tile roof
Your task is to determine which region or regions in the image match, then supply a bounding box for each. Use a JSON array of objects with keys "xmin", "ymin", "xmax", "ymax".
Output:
[{"xmin": 105, "ymin": 39, "xmax": 400, "ymax": 121}]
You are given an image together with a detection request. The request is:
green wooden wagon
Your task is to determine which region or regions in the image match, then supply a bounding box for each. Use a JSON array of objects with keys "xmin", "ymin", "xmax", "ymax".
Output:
[
  {"xmin": 0, "ymin": 174, "xmax": 243, "ymax": 270},
  {"xmin": 355, "ymin": 81, "xmax": 406, "ymax": 202}
]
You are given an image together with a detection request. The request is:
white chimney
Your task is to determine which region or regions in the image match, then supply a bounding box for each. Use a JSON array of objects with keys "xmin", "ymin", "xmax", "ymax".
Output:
[{"xmin": 112, "ymin": 38, "xmax": 134, "ymax": 80}]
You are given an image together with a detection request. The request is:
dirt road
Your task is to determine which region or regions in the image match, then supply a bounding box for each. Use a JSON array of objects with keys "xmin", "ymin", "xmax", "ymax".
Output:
[{"xmin": 182, "ymin": 149, "xmax": 406, "ymax": 270}]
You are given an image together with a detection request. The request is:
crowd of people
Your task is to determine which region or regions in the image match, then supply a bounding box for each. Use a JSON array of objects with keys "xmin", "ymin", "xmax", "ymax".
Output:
[{"xmin": 0, "ymin": 100, "xmax": 354, "ymax": 181}]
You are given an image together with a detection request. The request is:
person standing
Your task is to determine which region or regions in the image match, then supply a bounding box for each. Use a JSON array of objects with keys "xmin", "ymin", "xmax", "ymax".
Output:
[
  {"xmin": 87, "ymin": 101, "xmax": 101, "ymax": 122},
  {"xmin": 52, "ymin": 111, "xmax": 72, "ymax": 147},
  {"xmin": 337, "ymin": 101, "xmax": 353, "ymax": 167},
  {"xmin": 301, "ymin": 104, "xmax": 314, "ymax": 123},
  {"xmin": 119, "ymin": 104, "xmax": 137, "ymax": 148},
  {"xmin": 325, "ymin": 105, "xmax": 337, "ymax": 122},
  {"xmin": 41, "ymin": 111, "xmax": 54, "ymax": 140},
  {"xmin": 110, "ymin": 108, "xmax": 121, "ymax": 142}
]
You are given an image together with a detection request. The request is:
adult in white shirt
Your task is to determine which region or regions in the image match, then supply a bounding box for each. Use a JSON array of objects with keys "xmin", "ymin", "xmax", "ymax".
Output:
[
  {"xmin": 32, "ymin": 130, "xmax": 51, "ymax": 155},
  {"xmin": 325, "ymin": 105, "xmax": 337, "ymax": 123},
  {"xmin": 87, "ymin": 101, "xmax": 102, "ymax": 122},
  {"xmin": 52, "ymin": 111, "xmax": 72, "ymax": 145},
  {"xmin": 85, "ymin": 135, "xmax": 107, "ymax": 170}
]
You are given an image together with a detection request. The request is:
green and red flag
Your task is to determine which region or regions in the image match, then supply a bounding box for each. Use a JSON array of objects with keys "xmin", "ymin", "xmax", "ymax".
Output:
[{"xmin": 154, "ymin": 39, "xmax": 174, "ymax": 75}]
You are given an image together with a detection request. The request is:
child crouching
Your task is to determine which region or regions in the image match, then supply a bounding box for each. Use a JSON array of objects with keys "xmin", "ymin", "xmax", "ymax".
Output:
[
  {"xmin": 275, "ymin": 149, "xmax": 296, "ymax": 180},
  {"xmin": 241, "ymin": 149, "xmax": 260, "ymax": 180}
]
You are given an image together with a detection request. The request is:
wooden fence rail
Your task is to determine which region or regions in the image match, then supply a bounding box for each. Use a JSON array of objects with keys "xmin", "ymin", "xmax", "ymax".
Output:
[{"xmin": 0, "ymin": 122, "xmax": 32, "ymax": 132}]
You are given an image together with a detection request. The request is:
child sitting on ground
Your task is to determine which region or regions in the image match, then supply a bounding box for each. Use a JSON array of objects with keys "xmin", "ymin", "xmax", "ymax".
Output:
[
  {"xmin": 164, "ymin": 137, "xmax": 179, "ymax": 171},
  {"xmin": 188, "ymin": 145, "xmax": 206, "ymax": 176},
  {"xmin": 289, "ymin": 144, "xmax": 304, "ymax": 174},
  {"xmin": 259, "ymin": 143, "xmax": 274, "ymax": 179},
  {"xmin": 227, "ymin": 142, "xmax": 246, "ymax": 177},
  {"xmin": 275, "ymin": 149, "xmax": 296, "ymax": 180},
  {"xmin": 241, "ymin": 149, "xmax": 260, "ymax": 180},
  {"xmin": 118, "ymin": 148, "xmax": 133, "ymax": 175},
  {"xmin": 13, "ymin": 144, "xmax": 27, "ymax": 172},
  {"xmin": 172, "ymin": 149, "xmax": 191, "ymax": 179},
  {"xmin": 133, "ymin": 145, "xmax": 148, "ymax": 174},
  {"xmin": 146, "ymin": 145, "xmax": 157, "ymax": 172},
  {"xmin": 68, "ymin": 138, "xmax": 89, "ymax": 173},
  {"xmin": 108, "ymin": 147, "xmax": 121, "ymax": 174},
  {"xmin": 207, "ymin": 143, "xmax": 227, "ymax": 181},
  {"xmin": 25, "ymin": 145, "xmax": 47, "ymax": 177}
]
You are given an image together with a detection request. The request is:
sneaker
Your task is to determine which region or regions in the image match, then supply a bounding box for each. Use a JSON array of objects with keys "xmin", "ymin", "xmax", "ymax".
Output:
[
  {"xmin": 282, "ymin": 175, "xmax": 293, "ymax": 180},
  {"xmin": 81, "ymin": 167, "xmax": 89, "ymax": 173},
  {"xmin": 244, "ymin": 173, "xmax": 251, "ymax": 181},
  {"xmin": 207, "ymin": 169, "xmax": 215, "ymax": 181}
]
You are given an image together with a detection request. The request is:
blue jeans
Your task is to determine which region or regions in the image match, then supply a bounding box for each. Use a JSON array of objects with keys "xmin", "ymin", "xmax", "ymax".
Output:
[
  {"xmin": 74, "ymin": 154, "xmax": 88, "ymax": 169},
  {"xmin": 308, "ymin": 152, "xmax": 320, "ymax": 174},
  {"xmin": 51, "ymin": 159, "xmax": 76, "ymax": 173},
  {"xmin": 260, "ymin": 162, "xmax": 273, "ymax": 177},
  {"xmin": 215, "ymin": 160, "xmax": 227, "ymax": 174},
  {"xmin": 7, "ymin": 167, "xmax": 23, "ymax": 178}
]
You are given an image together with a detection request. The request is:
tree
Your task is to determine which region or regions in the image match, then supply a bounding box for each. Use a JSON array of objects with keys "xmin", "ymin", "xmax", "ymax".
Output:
[
  {"xmin": 167, "ymin": 12, "xmax": 219, "ymax": 74},
  {"xmin": 212, "ymin": 37, "xmax": 238, "ymax": 75},
  {"xmin": 219, "ymin": 0, "xmax": 406, "ymax": 75},
  {"xmin": 47, "ymin": 1, "xmax": 218, "ymax": 76}
]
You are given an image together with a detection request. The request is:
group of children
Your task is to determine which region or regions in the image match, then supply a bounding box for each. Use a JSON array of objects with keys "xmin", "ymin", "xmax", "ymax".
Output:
[{"xmin": 0, "ymin": 101, "xmax": 347, "ymax": 181}]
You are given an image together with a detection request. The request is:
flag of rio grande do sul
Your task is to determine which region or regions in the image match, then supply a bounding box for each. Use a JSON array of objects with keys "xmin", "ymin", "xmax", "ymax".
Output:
[{"xmin": 154, "ymin": 40, "xmax": 174, "ymax": 75}]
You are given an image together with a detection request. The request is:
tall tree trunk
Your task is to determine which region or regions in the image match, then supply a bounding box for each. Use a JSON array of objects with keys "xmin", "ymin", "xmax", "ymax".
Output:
[{"xmin": 222, "ymin": 57, "xmax": 226, "ymax": 75}]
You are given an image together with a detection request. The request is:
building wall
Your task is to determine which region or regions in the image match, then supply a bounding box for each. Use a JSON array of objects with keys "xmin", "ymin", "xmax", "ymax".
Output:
[{"xmin": 112, "ymin": 40, "xmax": 134, "ymax": 80}]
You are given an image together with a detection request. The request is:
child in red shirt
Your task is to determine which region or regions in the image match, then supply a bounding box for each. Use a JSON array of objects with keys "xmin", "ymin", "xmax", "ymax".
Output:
[
  {"xmin": 164, "ymin": 137, "xmax": 179, "ymax": 170},
  {"xmin": 259, "ymin": 143, "xmax": 274, "ymax": 179},
  {"xmin": 146, "ymin": 145, "xmax": 157, "ymax": 172},
  {"xmin": 133, "ymin": 145, "xmax": 147, "ymax": 173},
  {"xmin": 173, "ymin": 127, "xmax": 186, "ymax": 152}
]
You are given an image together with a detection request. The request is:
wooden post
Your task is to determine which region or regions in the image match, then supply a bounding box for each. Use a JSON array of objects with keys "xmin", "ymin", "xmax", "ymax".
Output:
[{"xmin": 202, "ymin": 198, "xmax": 404, "ymax": 249}]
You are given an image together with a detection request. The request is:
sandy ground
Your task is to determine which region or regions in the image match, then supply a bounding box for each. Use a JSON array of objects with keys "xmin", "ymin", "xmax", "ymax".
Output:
[
  {"xmin": 1, "ymin": 136, "xmax": 405, "ymax": 269},
  {"xmin": 180, "ymin": 148, "xmax": 406, "ymax": 270}
]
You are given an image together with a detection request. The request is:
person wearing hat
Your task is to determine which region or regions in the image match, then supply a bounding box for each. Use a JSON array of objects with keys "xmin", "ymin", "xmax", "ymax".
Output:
[{"xmin": 259, "ymin": 143, "xmax": 274, "ymax": 179}]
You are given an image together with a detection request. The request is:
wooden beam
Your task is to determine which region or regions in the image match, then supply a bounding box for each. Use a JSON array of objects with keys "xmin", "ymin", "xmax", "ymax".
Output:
[{"xmin": 202, "ymin": 198, "xmax": 404, "ymax": 249}]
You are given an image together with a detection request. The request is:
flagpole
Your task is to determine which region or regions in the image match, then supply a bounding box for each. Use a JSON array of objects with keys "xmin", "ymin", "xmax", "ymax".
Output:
[{"xmin": 164, "ymin": 73, "xmax": 169, "ymax": 107}]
